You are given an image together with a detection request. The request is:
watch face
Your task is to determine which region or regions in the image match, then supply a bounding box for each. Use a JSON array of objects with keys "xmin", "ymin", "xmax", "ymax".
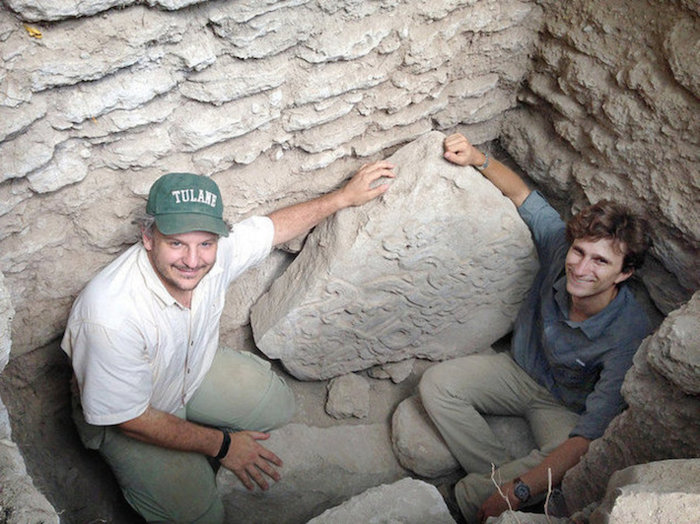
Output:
[{"xmin": 514, "ymin": 481, "xmax": 530, "ymax": 503}]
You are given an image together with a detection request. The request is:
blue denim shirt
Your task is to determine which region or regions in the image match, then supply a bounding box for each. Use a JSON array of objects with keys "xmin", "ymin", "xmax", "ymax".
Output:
[{"xmin": 511, "ymin": 191, "xmax": 651, "ymax": 440}]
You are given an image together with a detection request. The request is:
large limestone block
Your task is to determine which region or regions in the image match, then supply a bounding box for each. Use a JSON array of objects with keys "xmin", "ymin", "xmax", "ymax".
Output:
[
  {"xmin": 307, "ymin": 478, "xmax": 456, "ymax": 524},
  {"xmin": 646, "ymin": 292, "xmax": 700, "ymax": 395},
  {"xmin": 217, "ymin": 423, "xmax": 407, "ymax": 523},
  {"xmin": 590, "ymin": 459, "xmax": 700, "ymax": 524},
  {"xmin": 251, "ymin": 131, "xmax": 538, "ymax": 380}
]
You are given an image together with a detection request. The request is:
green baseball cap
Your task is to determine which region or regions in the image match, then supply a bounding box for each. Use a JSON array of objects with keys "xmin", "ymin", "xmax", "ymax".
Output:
[{"xmin": 146, "ymin": 172, "xmax": 229, "ymax": 237}]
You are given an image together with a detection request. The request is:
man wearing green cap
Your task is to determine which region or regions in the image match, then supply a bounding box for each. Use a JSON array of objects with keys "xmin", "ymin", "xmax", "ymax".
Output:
[{"xmin": 61, "ymin": 161, "xmax": 395, "ymax": 523}]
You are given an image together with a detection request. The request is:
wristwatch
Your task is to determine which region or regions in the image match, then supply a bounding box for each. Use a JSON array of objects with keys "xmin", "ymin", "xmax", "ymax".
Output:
[{"xmin": 512, "ymin": 477, "xmax": 531, "ymax": 504}]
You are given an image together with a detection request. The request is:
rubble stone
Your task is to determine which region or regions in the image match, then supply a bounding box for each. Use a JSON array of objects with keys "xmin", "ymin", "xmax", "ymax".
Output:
[
  {"xmin": 368, "ymin": 359, "xmax": 416, "ymax": 384},
  {"xmin": 391, "ymin": 393, "xmax": 537, "ymax": 478},
  {"xmin": 325, "ymin": 373, "xmax": 370, "ymax": 419},
  {"xmin": 590, "ymin": 459, "xmax": 700, "ymax": 524},
  {"xmin": 307, "ymin": 478, "xmax": 456, "ymax": 524},
  {"xmin": 646, "ymin": 293, "xmax": 700, "ymax": 395}
]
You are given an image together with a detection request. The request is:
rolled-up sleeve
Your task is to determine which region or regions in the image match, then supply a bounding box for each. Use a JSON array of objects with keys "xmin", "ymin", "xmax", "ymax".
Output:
[
  {"xmin": 219, "ymin": 216, "xmax": 274, "ymax": 285},
  {"xmin": 66, "ymin": 321, "xmax": 152, "ymax": 426}
]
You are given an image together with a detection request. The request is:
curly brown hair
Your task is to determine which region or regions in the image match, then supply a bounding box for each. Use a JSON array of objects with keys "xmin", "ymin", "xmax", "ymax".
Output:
[{"xmin": 566, "ymin": 200, "xmax": 650, "ymax": 273}]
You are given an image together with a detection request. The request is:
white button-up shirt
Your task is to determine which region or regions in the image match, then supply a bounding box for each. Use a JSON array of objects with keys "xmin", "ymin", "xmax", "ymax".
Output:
[{"xmin": 62, "ymin": 216, "xmax": 273, "ymax": 426}]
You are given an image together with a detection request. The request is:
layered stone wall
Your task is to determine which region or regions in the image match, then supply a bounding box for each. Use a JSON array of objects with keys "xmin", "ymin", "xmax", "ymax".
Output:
[
  {"xmin": 0, "ymin": 0, "xmax": 541, "ymax": 358},
  {"xmin": 2, "ymin": 0, "xmax": 697, "ymax": 354},
  {"xmin": 500, "ymin": 0, "xmax": 699, "ymax": 313}
]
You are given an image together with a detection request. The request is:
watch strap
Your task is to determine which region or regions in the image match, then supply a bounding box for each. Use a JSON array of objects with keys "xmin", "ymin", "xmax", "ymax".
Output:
[{"xmin": 512, "ymin": 476, "xmax": 531, "ymax": 503}]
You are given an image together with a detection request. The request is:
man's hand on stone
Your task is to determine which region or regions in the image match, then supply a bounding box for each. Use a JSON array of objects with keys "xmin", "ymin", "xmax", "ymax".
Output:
[
  {"xmin": 443, "ymin": 133, "xmax": 483, "ymax": 167},
  {"xmin": 337, "ymin": 160, "xmax": 395, "ymax": 207},
  {"xmin": 221, "ymin": 431, "xmax": 283, "ymax": 491}
]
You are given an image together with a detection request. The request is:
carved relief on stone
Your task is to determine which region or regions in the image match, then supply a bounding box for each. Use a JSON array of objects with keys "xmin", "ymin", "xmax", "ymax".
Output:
[{"xmin": 251, "ymin": 131, "xmax": 538, "ymax": 380}]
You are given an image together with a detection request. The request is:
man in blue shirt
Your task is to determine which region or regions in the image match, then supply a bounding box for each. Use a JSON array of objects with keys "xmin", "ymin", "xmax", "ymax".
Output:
[{"xmin": 419, "ymin": 133, "xmax": 652, "ymax": 522}]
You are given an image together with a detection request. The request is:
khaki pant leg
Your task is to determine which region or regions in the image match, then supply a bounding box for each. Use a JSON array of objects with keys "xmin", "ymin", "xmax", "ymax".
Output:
[
  {"xmin": 186, "ymin": 348, "xmax": 296, "ymax": 432},
  {"xmin": 419, "ymin": 352, "xmax": 532, "ymax": 474},
  {"xmin": 454, "ymin": 384, "xmax": 579, "ymax": 523}
]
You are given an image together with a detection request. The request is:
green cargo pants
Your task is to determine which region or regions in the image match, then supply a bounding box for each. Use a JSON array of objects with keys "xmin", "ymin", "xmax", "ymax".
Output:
[{"xmin": 73, "ymin": 348, "xmax": 296, "ymax": 523}]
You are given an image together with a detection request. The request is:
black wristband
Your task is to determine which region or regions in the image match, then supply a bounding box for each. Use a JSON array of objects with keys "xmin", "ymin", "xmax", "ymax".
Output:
[{"xmin": 215, "ymin": 430, "xmax": 231, "ymax": 460}]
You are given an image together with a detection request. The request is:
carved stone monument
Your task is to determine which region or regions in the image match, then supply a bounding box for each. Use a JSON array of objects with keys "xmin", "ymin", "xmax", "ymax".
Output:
[{"xmin": 252, "ymin": 131, "xmax": 538, "ymax": 379}]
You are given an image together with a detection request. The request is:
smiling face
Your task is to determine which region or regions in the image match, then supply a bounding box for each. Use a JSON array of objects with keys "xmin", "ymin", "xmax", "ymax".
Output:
[
  {"xmin": 565, "ymin": 236, "xmax": 633, "ymax": 309},
  {"xmin": 143, "ymin": 227, "xmax": 219, "ymax": 306}
]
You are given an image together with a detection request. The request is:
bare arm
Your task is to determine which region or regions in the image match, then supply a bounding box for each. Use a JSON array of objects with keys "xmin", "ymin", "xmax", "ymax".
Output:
[
  {"xmin": 443, "ymin": 133, "xmax": 531, "ymax": 207},
  {"xmin": 477, "ymin": 436, "xmax": 591, "ymax": 522},
  {"xmin": 267, "ymin": 160, "xmax": 395, "ymax": 246},
  {"xmin": 119, "ymin": 407, "xmax": 283, "ymax": 490}
]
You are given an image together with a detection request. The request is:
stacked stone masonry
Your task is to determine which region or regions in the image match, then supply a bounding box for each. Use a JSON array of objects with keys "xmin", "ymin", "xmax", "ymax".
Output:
[
  {"xmin": 1, "ymin": 0, "xmax": 696, "ymax": 359},
  {"xmin": 1, "ymin": 0, "xmax": 541, "ymax": 357}
]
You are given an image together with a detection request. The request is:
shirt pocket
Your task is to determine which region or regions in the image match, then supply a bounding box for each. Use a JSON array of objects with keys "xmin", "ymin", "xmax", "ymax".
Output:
[{"xmin": 551, "ymin": 359, "xmax": 599, "ymax": 389}]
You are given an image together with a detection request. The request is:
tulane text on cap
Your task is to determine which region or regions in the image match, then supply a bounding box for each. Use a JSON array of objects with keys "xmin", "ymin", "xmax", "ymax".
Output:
[{"xmin": 170, "ymin": 189, "xmax": 218, "ymax": 207}]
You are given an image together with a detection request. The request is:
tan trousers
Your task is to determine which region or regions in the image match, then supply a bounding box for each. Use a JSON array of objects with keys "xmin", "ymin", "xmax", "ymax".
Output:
[
  {"xmin": 74, "ymin": 348, "xmax": 295, "ymax": 523},
  {"xmin": 419, "ymin": 352, "xmax": 579, "ymax": 523}
]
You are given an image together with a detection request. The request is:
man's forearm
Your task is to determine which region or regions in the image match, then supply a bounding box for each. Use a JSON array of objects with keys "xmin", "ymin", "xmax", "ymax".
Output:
[
  {"xmin": 267, "ymin": 160, "xmax": 394, "ymax": 246},
  {"xmin": 267, "ymin": 190, "xmax": 347, "ymax": 246},
  {"xmin": 477, "ymin": 157, "xmax": 531, "ymax": 208},
  {"xmin": 442, "ymin": 133, "xmax": 531, "ymax": 207},
  {"xmin": 119, "ymin": 407, "xmax": 283, "ymax": 490},
  {"xmin": 519, "ymin": 436, "xmax": 590, "ymax": 496},
  {"xmin": 478, "ymin": 436, "xmax": 590, "ymax": 521},
  {"xmin": 119, "ymin": 407, "xmax": 222, "ymax": 458}
]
